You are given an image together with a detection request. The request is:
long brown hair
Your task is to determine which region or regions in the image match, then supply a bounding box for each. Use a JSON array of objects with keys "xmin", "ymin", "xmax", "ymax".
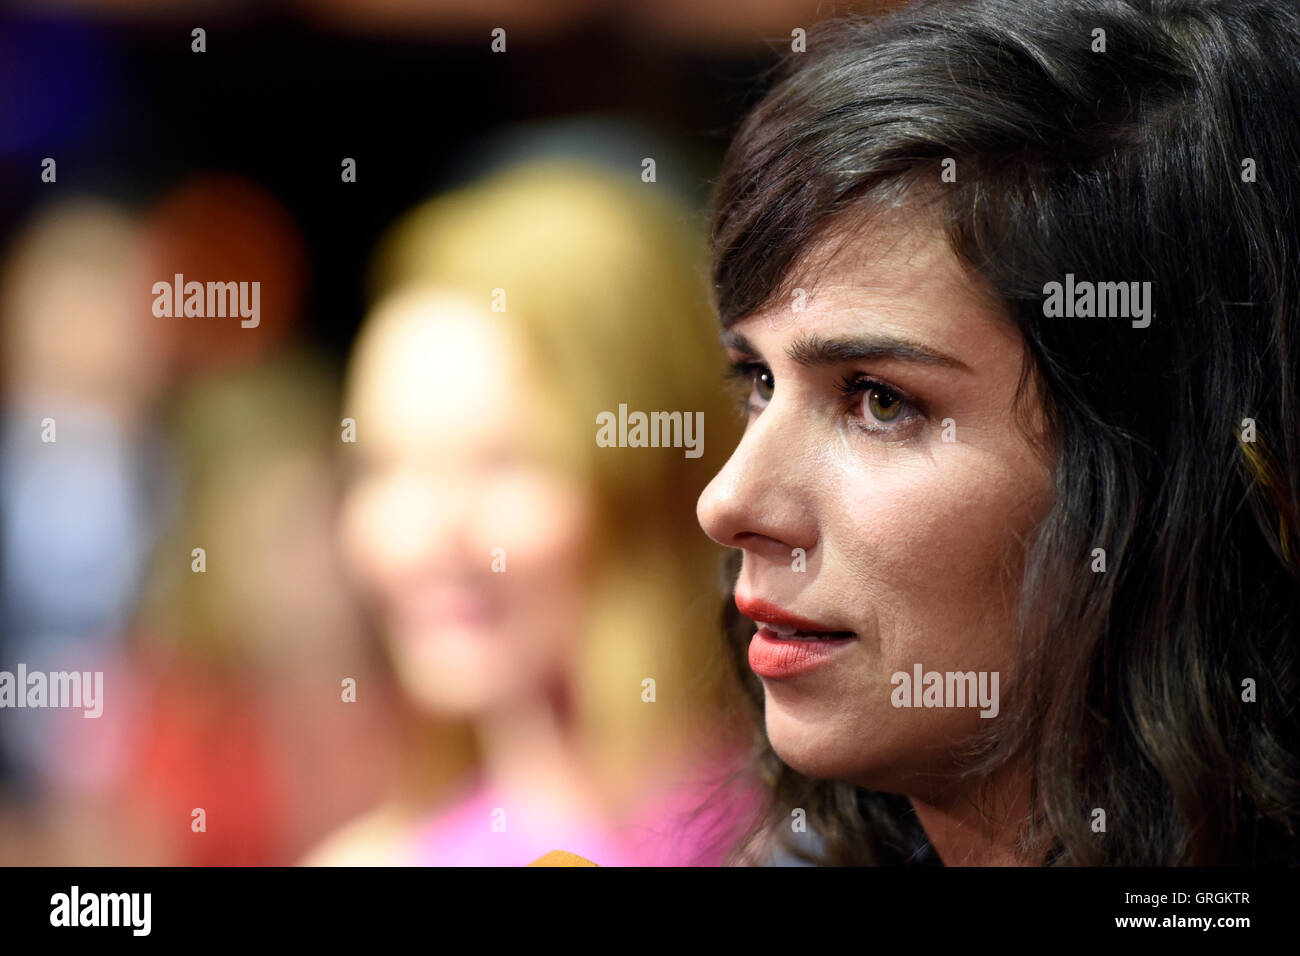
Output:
[{"xmin": 709, "ymin": 0, "xmax": 1300, "ymax": 865}]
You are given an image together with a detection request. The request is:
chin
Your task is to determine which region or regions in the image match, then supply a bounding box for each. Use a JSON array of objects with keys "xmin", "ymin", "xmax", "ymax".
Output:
[
  {"xmin": 764, "ymin": 703, "xmax": 923, "ymax": 790},
  {"xmin": 392, "ymin": 664, "xmax": 488, "ymax": 717},
  {"xmin": 773, "ymin": 742, "xmax": 915, "ymax": 794},
  {"xmin": 766, "ymin": 712, "xmax": 864, "ymax": 781}
]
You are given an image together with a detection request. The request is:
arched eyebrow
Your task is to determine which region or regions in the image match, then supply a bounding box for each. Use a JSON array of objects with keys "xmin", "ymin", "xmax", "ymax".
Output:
[{"xmin": 720, "ymin": 329, "xmax": 971, "ymax": 372}]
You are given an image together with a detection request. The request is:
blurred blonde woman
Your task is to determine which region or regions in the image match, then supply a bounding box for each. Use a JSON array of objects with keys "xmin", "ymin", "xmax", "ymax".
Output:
[{"xmin": 310, "ymin": 158, "xmax": 758, "ymax": 866}]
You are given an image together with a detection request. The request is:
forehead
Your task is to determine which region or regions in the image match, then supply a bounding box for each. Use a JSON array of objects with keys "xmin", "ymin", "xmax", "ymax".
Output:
[
  {"xmin": 733, "ymin": 207, "xmax": 1015, "ymax": 360},
  {"xmin": 350, "ymin": 290, "xmax": 533, "ymax": 449}
]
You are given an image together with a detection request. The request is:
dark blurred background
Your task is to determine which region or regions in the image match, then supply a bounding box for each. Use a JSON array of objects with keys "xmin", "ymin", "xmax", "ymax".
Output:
[{"xmin": 0, "ymin": 0, "xmax": 843, "ymax": 355}]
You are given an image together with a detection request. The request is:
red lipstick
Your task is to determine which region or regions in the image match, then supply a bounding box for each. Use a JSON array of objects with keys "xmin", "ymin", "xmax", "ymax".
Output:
[
  {"xmin": 735, "ymin": 595, "xmax": 858, "ymax": 679},
  {"xmin": 734, "ymin": 596, "xmax": 851, "ymax": 635}
]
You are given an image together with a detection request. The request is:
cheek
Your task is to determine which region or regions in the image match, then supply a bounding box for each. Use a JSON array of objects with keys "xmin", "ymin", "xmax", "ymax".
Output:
[
  {"xmin": 468, "ymin": 471, "xmax": 596, "ymax": 685},
  {"xmin": 838, "ymin": 449, "xmax": 1046, "ymax": 673},
  {"xmin": 768, "ymin": 449, "xmax": 1048, "ymax": 783},
  {"xmin": 337, "ymin": 472, "xmax": 446, "ymax": 601},
  {"xmin": 337, "ymin": 479, "xmax": 396, "ymax": 591},
  {"xmin": 475, "ymin": 471, "xmax": 592, "ymax": 576}
]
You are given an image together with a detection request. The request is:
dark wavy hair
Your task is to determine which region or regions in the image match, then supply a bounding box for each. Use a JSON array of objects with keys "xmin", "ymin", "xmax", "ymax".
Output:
[{"xmin": 708, "ymin": 0, "xmax": 1300, "ymax": 865}]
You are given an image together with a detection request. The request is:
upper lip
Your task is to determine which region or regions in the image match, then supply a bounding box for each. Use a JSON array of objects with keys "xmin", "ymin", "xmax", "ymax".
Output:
[{"xmin": 734, "ymin": 594, "xmax": 855, "ymax": 635}]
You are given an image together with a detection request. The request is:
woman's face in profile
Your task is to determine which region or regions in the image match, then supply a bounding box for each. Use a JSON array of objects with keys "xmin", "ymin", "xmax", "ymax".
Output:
[
  {"xmin": 697, "ymin": 210, "xmax": 1054, "ymax": 795},
  {"xmin": 340, "ymin": 289, "xmax": 594, "ymax": 717}
]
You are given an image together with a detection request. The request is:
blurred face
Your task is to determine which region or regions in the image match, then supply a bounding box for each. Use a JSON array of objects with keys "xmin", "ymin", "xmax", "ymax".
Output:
[
  {"xmin": 340, "ymin": 289, "xmax": 594, "ymax": 717},
  {"xmin": 3, "ymin": 203, "xmax": 164, "ymax": 417},
  {"xmin": 696, "ymin": 210, "xmax": 1053, "ymax": 796}
]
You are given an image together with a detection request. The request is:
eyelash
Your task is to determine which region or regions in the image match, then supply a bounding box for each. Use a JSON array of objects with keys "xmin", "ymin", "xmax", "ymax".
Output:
[{"xmin": 724, "ymin": 360, "xmax": 924, "ymax": 436}]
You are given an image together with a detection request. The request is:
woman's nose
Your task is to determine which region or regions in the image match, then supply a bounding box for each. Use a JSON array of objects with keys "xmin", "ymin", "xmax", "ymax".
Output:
[{"xmin": 696, "ymin": 403, "xmax": 816, "ymax": 562}]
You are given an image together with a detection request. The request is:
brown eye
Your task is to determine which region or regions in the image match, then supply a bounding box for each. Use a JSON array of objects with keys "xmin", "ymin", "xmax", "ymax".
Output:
[
  {"xmin": 754, "ymin": 367, "xmax": 775, "ymax": 403},
  {"xmin": 866, "ymin": 387, "xmax": 902, "ymax": 422}
]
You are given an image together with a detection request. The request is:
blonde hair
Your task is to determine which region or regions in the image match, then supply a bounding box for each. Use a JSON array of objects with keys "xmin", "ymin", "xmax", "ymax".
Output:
[{"xmin": 360, "ymin": 158, "xmax": 747, "ymax": 806}]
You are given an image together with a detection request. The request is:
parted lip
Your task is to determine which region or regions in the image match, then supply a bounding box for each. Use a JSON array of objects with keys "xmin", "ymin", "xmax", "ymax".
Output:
[{"xmin": 734, "ymin": 594, "xmax": 855, "ymax": 635}]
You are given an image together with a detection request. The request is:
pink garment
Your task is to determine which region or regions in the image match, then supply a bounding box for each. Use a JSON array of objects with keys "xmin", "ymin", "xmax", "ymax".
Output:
[
  {"xmin": 412, "ymin": 762, "xmax": 761, "ymax": 867},
  {"xmin": 411, "ymin": 775, "xmax": 640, "ymax": 866},
  {"xmin": 615, "ymin": 768, "xmax": 763, "ymax": 866}
]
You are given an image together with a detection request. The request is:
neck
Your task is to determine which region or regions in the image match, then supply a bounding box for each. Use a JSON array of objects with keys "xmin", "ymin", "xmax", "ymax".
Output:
[
  {"xmin": 907, "ymin": 761, "xmax": 1039, "ymax": 866},
  {"xmin": 475, "ymin": 676, "xmax": 602, "ymax": 818}
]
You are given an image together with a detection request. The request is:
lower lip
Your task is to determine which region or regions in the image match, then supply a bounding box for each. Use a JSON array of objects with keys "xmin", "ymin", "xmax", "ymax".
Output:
[{"xmin": 748, "ymin": 627, "xmax": 857, "ymax": 678}]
